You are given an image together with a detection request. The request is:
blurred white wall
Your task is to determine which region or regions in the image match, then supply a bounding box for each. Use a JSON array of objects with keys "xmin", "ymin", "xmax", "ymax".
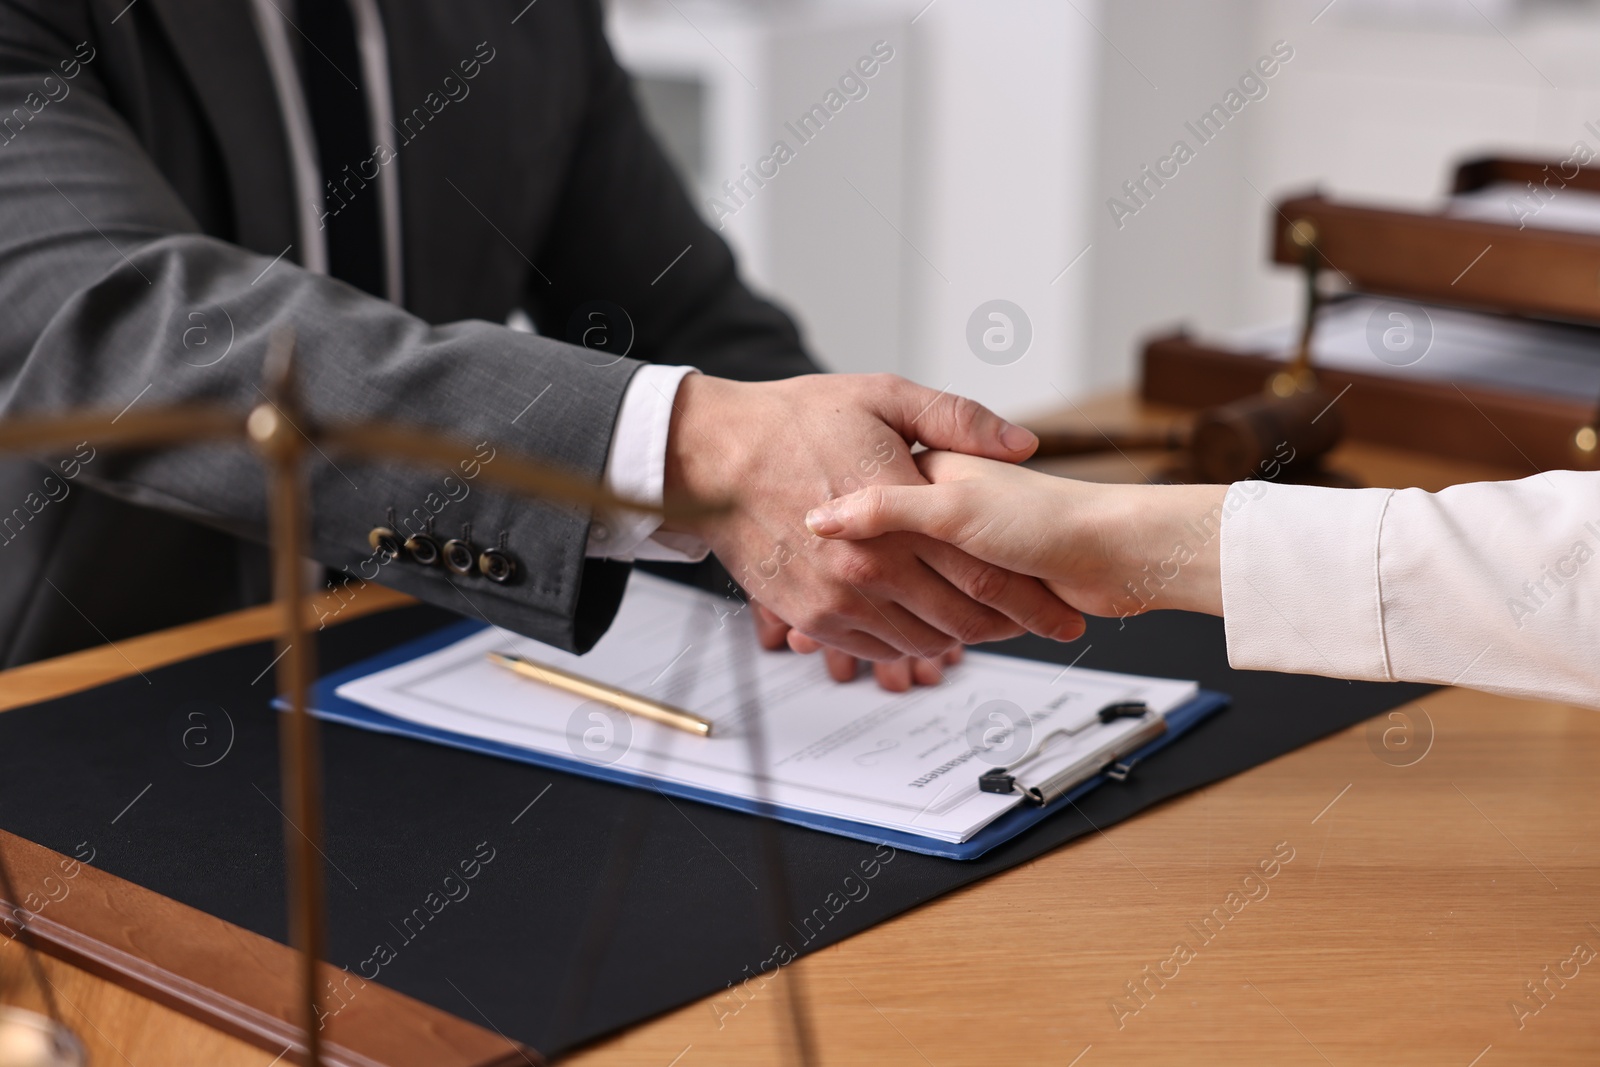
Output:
[
  {"xmin": 896, "ymin": 0, "xmax": 1101, "ymax": 417},
  {"xmin": 610, "ymin": 0, "xmax": 914, "ymax": 380},
  {"xmin": 1081, "ymin": 0, "xmax": 1259, "ymax": 397},
  {"xmin": 610, "ymin": 0, "xmax": 1600, "ymax": 420},
  {"xmin": 609, "ymin": 0, "xmax": 1102, "ymax": 421}
]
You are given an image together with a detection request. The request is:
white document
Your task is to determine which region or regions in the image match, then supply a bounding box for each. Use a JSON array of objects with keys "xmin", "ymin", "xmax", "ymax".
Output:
[
  {"xmin": 1447, "ymin": 183, "xmax": 1600, "ymax": 236},
  {"xmin": 336, "ymin": 573, "xmax": 1197, "ymax": 843}
]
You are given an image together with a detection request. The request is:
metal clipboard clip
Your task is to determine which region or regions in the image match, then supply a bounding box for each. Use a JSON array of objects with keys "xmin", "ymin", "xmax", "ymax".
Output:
[{"xmin": 977, "ymin": 700, "xmax": 1167, "ymax": 806}]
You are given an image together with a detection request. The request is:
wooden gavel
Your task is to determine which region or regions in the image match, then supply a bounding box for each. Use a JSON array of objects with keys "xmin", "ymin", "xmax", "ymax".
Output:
[
  {"xmin": 1030, "ymin": 388, "xmax": 1344, "ymax": 483},
  {"xmin": 1030, "ymin": 217, "xmax": 1343, "ymax": 483}
]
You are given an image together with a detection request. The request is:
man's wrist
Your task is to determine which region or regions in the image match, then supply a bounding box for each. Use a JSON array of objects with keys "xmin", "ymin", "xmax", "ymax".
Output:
[
  {"xmin": 586, "ymin": 364, "xmax": 701, "ymax": 560},
  {"xmin": 661, "ymin": 373, "xmax": 744, "ymax": 537}
]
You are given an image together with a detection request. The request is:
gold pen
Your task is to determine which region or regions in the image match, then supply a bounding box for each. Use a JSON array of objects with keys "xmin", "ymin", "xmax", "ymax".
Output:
[{"xmin": 485, "ymin": 651, "xmax": 713, "ymax": 738}]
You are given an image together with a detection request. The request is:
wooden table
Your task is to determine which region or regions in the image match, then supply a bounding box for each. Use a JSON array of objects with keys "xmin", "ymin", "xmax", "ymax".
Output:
[{"xmin": 2, "ymin": 402, "xmax": 1596, "ymax": 1065}]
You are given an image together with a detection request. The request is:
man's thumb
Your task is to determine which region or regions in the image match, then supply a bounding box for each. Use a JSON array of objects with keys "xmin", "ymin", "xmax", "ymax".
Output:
[
  {"xmin": 806, "ymin": 485, "xmax": 928, "ymax": 540},
  {"xmin": 886, "ymin": 381, "xmax": 1037, "ymax": 461}
]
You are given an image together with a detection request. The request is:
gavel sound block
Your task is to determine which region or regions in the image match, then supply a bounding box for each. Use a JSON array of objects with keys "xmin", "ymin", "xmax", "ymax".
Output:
[{"xmin": 1030, "ymin": 389, "xmax": 1345, "ymax": 484}]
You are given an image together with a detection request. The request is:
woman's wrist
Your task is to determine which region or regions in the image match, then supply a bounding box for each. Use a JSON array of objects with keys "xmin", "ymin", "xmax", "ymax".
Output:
[{"xmin": 1100, "ymin": 483, "xmax": 1228, "ymax": 617}]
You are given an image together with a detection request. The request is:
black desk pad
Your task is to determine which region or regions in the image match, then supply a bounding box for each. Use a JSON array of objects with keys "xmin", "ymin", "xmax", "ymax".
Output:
[{"xmin": 0, "ymin": 600, "xmax": 1432, "ymax": 1054}]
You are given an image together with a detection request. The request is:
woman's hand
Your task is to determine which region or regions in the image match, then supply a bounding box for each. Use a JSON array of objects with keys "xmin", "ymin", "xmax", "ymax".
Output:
[{"xmin": 803, "ymin": 452, "xmax": 1227, "ymax": 619}]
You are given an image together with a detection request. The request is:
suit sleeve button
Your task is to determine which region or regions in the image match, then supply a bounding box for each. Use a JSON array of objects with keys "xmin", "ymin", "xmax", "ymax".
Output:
[
  {"xmin": 368, "ymin": 525, "xmax": 401, "ymax": 562},
  {"xmin": 405, "ymin": 531, "xmax": 441, "ymax": 566},
  {"xmin": 443, "ymin": 523, "xmax": 478, "ymax": 575},
  {"xmin": 478, "ymin": 546, "xmax": 518, "ymax": 584}
]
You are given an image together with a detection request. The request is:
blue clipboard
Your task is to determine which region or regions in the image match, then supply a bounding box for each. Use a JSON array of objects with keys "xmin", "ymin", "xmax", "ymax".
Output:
[{"xmin": 290, "ymin": 620, "xmax": 1230, "ymax": 861}]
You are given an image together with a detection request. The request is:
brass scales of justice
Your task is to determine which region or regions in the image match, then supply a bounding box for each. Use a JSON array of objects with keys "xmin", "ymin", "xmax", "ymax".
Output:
[{"xmin": 0, "ymin": 331, "xmax": 820, "ymax": 1067}]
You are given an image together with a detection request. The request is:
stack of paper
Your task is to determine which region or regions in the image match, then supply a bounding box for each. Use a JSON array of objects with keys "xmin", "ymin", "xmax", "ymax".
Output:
[
  {"xmin": 1220, "ymin": 294, "xmax": 1600, "ymax": 402},
  {"xmin": 1447, "ymin": 182, "xmax": 1600, "ymax": 236}
]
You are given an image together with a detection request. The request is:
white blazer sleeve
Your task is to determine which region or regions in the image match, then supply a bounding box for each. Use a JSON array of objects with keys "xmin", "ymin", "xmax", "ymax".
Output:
[{"xmin": 1219, "ymin": 472, "xmax": 1600, "ymax": 709}]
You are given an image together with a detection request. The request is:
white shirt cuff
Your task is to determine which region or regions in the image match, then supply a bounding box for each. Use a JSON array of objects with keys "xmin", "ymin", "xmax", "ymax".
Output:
[
  {"xmin": 1220, "ymin": 481, "xmax": 1396, "ymax": 682},
  {"xmin": 585, "ymin": 364, "xmax": 710, "ymax": 563}
]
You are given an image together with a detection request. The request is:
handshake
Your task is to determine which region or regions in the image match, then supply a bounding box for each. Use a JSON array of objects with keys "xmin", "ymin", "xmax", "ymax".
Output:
[
  {"xmin": 659, "ymin": 373, "xmax": 1217, "ymax": 690},
  {"xmin": 654, "ymin": 369, "xmax": 1597, "ymax": 712}
]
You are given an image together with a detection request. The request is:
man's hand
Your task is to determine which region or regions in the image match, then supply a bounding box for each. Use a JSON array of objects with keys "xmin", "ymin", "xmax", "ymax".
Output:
[
  {"xmin": 661, "ymin": 374, "xmax": 1087, "ymax": 661},
  {"xmin": 751, "ymin": 601, "xmax": 962, "ymax": 691},
  {"xmin": 802, "ymin": 451, "xmax": 1228, "ymax": 618}
]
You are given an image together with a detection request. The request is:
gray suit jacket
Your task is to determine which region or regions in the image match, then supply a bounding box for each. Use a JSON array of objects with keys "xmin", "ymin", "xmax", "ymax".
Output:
[{"xmin": 0, "ymin": 0, "xmax": 816, "ymax": 667}]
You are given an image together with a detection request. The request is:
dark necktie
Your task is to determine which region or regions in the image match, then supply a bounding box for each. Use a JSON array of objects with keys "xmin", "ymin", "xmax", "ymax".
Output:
[{"xmin": 298, "ymin": 0, "xmax": 386, "ymax": 298}]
